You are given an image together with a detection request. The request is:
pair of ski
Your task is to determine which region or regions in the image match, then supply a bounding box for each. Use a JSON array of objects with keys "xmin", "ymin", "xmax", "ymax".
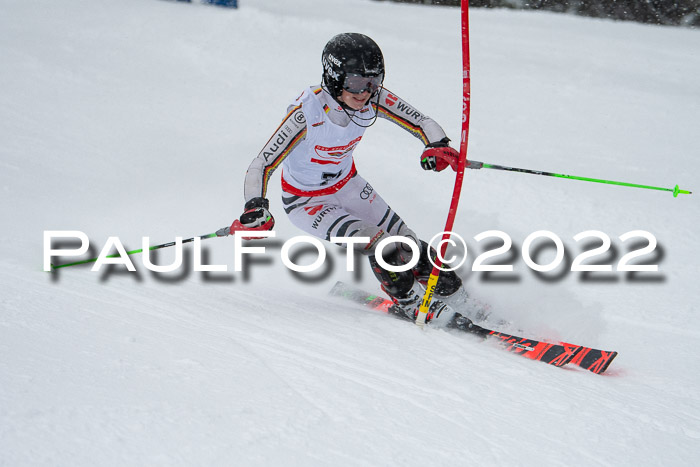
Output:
[{"xmin": 329, "ymin": 282, "xmax": 617, "ymax": 375}]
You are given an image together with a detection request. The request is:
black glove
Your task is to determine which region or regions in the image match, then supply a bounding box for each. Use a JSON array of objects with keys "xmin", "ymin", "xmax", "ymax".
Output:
[{"xmin": 239, "ymin": 197, "xmax": 274, "ymax": 229}]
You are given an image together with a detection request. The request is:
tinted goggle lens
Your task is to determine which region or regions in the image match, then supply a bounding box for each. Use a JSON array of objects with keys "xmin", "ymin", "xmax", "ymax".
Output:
[{"xmin": 343, "ymin": 73, "xmax": 384, "ymax": 94}]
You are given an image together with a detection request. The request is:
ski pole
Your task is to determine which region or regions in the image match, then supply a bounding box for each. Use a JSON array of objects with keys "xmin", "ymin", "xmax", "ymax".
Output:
[
  {"xmin": 49, "ymin": 227, "xmax": 231, "ymax": 270},
  {"xmin": 466, "ymin": 160, "xmax": 692, "ymax": 197},
  {"xmin": 415, "ymin": 0, "xmax": 471, "ymax": 326},
  {"xmin": 49, "ymin": 214, "xmax": 276, "ymax": 270}
]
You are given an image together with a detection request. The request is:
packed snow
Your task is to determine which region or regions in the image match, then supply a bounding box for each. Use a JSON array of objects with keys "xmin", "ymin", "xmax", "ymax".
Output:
[{"xmin": 1, "ymin": 0, "xmax": 699, "ymax": 465}]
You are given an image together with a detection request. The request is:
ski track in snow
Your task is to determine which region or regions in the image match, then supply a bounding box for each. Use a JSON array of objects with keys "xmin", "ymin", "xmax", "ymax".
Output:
[{"xmin": 2, "ymin": 0, "xmax": 700, "ymax": 465}]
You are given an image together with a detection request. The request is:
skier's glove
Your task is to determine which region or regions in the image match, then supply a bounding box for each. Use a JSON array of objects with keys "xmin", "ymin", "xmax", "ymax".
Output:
[
  {"xmin": 238, "ymin": 197, "xmax": 275, "ymax": 230},
  {"xmin": 421, "ymin": 138, "xmax": 459, "ymax": 172}
]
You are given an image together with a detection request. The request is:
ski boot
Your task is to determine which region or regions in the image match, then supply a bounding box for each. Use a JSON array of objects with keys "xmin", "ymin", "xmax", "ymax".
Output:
[
  {"xmin": 383, "ymin": 282, "xmax": 455, "ymax": 327},
  {"xmin": 431, "ymin": 286, "xmax": 491, "ymax": 324}
]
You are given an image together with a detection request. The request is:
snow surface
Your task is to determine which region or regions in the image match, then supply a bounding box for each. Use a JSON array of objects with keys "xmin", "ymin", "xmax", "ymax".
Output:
[{"xmin": 2, "ymin": 0, "xmax": 700, "ymax": 465}]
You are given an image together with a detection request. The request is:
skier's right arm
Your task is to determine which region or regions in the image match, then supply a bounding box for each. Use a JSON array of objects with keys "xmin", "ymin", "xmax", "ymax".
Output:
[
  {"xmin": 374, "ymin": 88, "xmax": 459, "ymax": 173},
  {"xmin": 234, "ymin": 105, "xmax": 307, "ymax": 232}
]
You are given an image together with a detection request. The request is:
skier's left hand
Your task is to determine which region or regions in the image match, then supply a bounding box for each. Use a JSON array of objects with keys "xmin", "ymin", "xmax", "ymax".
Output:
[{"xmin": 420, "ymin": 138, "xmax": 459, "ymax": 172}]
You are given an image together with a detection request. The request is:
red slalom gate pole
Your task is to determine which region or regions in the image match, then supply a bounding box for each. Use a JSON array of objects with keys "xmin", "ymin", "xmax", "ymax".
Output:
[{"xmin": 416, "ymin": 0, "xmax": 471, "ymax": 326}]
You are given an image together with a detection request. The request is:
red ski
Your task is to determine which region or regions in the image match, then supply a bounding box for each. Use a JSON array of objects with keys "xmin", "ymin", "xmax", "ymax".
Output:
[
  {"xmin": 329, "ymin": 281, "xmax": 617, "ymax": 374},
  {"xmin": 565, "ymin": 344, "xmax": 618, "ymax": 375}
]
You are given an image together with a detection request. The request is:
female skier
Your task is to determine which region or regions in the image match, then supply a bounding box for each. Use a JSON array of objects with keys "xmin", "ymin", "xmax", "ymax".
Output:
[{"xmin": 234, "ymin": 33, "xmax": 467, "ymax": 325}]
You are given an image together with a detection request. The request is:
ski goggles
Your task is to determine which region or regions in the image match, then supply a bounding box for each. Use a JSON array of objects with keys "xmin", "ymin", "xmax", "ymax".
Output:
[{"xmin": 343, "ymin": 73, "xmax": 384, "ymax": 94}]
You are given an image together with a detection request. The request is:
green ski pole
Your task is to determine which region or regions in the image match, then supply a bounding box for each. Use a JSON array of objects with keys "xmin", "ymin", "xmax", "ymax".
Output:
[
  {"xmin": 50, "ymin": 226, "xmax": 230, "ymax": 270},
  {"xmin": 467, "ymin": 160, "xmax": 692, "ymax": 197}
]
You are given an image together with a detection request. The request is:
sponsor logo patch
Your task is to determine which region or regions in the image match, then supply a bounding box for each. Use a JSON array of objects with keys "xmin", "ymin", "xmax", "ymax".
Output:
[
  {"xmin": 310, "ymin": 206, "xmax": 338, "ymax": 229},
  {"xmin": 365, "ymin": 230, "xmax": 385, "ymax": 251},
  {"xmin": 293, "ymin": 112, "xmax": 306, "ymax": 124},
  {"xmin": 304, "ymin": 205, "xmax": 324, "ymax": 216},
  {"xmin": 360, "ymin": 183, "xmax": 374, "ymax": 200},
  {"xmin": 312, "ymin": 135, "xmax": 362, "ymax": 165},
  {"xmin": 322, "ymin": 56, "xmax": 340, "ymax": 80}
]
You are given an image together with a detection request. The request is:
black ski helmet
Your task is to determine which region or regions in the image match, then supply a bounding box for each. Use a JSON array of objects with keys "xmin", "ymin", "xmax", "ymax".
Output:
[{"xmin": 322, "ymin": 33, "xmax": 385, "ymax": 100}]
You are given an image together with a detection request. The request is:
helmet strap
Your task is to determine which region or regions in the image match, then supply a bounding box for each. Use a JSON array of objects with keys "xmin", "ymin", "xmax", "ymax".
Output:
[
  {"xmin": 333, "ymin": 86, "xmax": 383, "ymax": 128},
  {"xmin": 342, "ymin": 86, "xmax": 382, "ymax": 128},
  {"xmin": 319, "ymin": 83, "xmax": 382, "ymax": 128}
]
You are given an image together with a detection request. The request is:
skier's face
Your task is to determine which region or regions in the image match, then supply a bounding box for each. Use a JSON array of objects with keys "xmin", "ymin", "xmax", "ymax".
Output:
[{"xmin": 338, "ymin": 89, "xmax": 371, "ymax": 110}]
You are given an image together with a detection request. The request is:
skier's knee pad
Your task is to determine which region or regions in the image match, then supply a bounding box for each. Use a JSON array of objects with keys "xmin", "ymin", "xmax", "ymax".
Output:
[{"xmin": 346, "ymin": 226, "xmax": 386, "ymax": 256}]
